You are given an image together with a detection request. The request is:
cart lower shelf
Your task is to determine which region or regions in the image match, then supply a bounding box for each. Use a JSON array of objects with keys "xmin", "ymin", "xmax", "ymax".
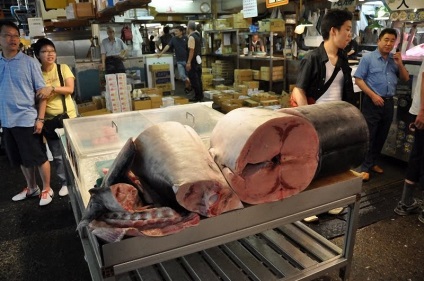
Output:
[{"xmin": 116, "ymin": 221, "xmax": 344, "ymax": 281}]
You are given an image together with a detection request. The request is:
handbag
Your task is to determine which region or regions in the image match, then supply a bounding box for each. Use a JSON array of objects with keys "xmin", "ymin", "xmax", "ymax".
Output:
[{"xmin": 43, "ymin": 64, "xmax": 69, "ymax": 139}]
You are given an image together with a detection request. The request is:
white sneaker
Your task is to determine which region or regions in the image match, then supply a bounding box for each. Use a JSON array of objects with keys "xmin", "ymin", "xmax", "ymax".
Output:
[
  {"xmin": 39, "ymin": 188, "xmax": 54, "ymax": 206},
  {"xmin": 12, "ymin": 187, "xmax": 40, "ymax": 201},
  {"xmin": 59, "ymin": 185, "xmax": 68, "ymax": 197},
  {"xmin": 303, "ymin": 215, "xmax": 319, "ymax": 223},
  {"xmin": 328, "ymin": 207, "xmax": 345, "ymax": 215}
]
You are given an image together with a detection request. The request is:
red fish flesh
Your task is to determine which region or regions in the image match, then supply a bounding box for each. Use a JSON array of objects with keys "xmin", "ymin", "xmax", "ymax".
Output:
[{"xmin": 209, "ymin": 108, "xmax": 319, "ymax": 204}]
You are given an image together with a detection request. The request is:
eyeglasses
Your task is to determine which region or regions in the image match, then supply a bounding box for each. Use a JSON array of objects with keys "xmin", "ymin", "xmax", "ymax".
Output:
[
  {"xmin": 1, "ymin": 34, "xmax": 20, "ymax": 40},
  {"xmin": 40, "ymin": 50, "xmax": 56, "ymax": 55}
]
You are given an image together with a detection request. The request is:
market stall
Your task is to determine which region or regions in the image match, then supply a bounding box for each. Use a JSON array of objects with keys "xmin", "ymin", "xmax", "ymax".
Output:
[{"xmin": 61, "ymin": 103, "xmax": 362, "ymax": 281}]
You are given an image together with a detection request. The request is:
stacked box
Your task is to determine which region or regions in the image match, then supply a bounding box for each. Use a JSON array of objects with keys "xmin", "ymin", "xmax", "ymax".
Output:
[
  {"xmin": 260, "ymin": 66, "xmax": 284, "ymax": 81},
  {"xmin": 258, "ymin": 19, "xmax": 286, "ymax": 33},
  {"xmin": 213, "ymin": 94, "xmax": 233, "ymax": 107},
  {"xmin": 173, "ymin": 96, "xmax": 189, "ymax": 105},
  {"xmin": 243, "ymin": 99, "xmax": 260, "ymax": 107},
  {"xmin": 243, "ymin": 80, "xmax": 260, "ymax": 90},
  {"xmin": 251, "ymin": 92, "xmax": 279, "ymax": 103},
  {"xmin": 150, "ymin": 65, "xmax": 172, "ymax": 95},
  {"xmin": 148, "ymin": 94, "xmax": 163, "ymax": 108},
  {"xmin": 117, "ymin": 73, "xmax": 131, "ymax": 112},
  {"xmin": 221, "ymin": 99, "xmax": 244, "ymax": 113},
  {"xmin": 234, "ymin": 69, "xmax": 253, "ymax": 84},
  {"xmin": 253, "ymin": 70, "xmax": 261, "ymax": 80},
  {"xmin": 132, "ymin": 98, "xmax": 152, "ymax": 110},
  {"xmin": 231, "ymin": 12, "xmax": 252, "ymax": 29},
  {"xmin": 140, "ymin": 87, "xmax": 163, "ymax": 96},
  {"xmin": 212, "ymin": 60, "xmax": 234, "ymax": 84},
  {"xmin": 202, "ymin": 73, "xmax": 214, "ymax": 89},
  {"xmin": 214, "ymin": 18, "xmax": 231, "ymax": 30},
  {"xmin": 105, "ymin": 74, "xmax": 121, "ymax": 113}
]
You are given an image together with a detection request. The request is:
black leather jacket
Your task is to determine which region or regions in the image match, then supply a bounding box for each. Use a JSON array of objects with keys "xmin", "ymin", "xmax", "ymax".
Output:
[{"xmin": 295, "ymin": 42, "xmax": 354, "ymax": 104}]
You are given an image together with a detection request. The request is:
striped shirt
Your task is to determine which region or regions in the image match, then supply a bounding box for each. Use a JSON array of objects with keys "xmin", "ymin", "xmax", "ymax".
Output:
[{"xmin": 0, "ymin": 51, "xmax": 45, "ymax": 128}]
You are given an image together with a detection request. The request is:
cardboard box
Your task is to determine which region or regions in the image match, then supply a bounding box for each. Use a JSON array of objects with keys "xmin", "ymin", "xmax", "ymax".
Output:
[
  {"xmin": 231, "ymin": 12, "xmax": 252, "ymax": 29},
  {"xmin": 132, "ymin": 99, "xmax": 152, "ymax": 110},
  {"xmin": 243, "ymin": 80, "xmax": 260, "ymax": 89},
  {"xmin": 73, "ymin": 2, "xmax": 94, "ymax": 19},
  {"xmin": 80, "ymin": 108, "xmax": 111, "ymax": 117},
  {"xmin": 270, "ymin": 19, "xmax": 285, "ymax": 32},
  {"xmin": 77, "ymin": 102, "xmax": 97, "ymax": 114},
  {"xmin": 243, "ymin": 99, "xmax": 260, "ymax": 107},
  {"xmin": 260, "ymin": 66, "xmax": 284, "ymax": 81},
  {"xmin": 149, "ymin": 64, "xmax": 170, "ymax": 71},
  {"xmin": 253, "ymin": 70, "xmax": 261, "ymax": 80},
  {"xmin": 45, "ymin": 0, "xmax": 68, "ymax": 9},
  {"xmin": 234, "ymin": 69, "xmax": 253, "ymax": 83},
  {"xmin": 148, "ymin": 94, "xmax": 163, "ymax": 108},
  {"xmin": 173, "ymin": 96, "xmax": 189, "ymax": 105},
  {"xmin": 140, "ymin": 88, "xmax": 163, "ymax": 96}
]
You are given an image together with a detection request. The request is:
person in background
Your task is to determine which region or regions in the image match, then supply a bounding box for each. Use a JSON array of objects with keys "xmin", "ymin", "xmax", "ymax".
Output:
[
  {"xmin": 251, "ymin": 33, "xmax": 265, "ymax": 52},
  {"xmin": 290, "ymin": 9, "xmax": 354, "ymax": 222},
  {"xmin": 157, "ymin": 26, "xmax": 191, "ymax": 94},
  {"xmin": 149, "ymin": 35, "xmax": 156, "ymax": 54},
  {"xmin": 0, "ymin": 21, "xmax": 53, "ymax": 206},
  {"xmin": 156, "ymin": 25, "xmax": 173, "ymax": 54},
  {"xmin": 291, "ymin": 9, "xmax": 355, "ymax": 107},
  {"xmin": 354, "ymin": 28, "xmax": 409, "ymax": 182},
  {"xmin": 100, "ymin": 26, "xmax": 127, "ymax": 74},
  {"xmin": 394, "ymin": 60, "xmax": 424, "ymax": 222},
  {"xmin": 33, "ymin": 38, "xmax": 77, "ymax": 198},
  {"xmin": 186, "ymin": 20, "xmax": 203, "ymax": 102},
  {"xmin": 345, "ymin": 37, "xmax": 359, "ymax": 60}
]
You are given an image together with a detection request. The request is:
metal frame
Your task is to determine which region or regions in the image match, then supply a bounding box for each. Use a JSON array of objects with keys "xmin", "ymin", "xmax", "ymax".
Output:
[{"xmin": 61, "ymin": 135, "xmax": 362, "ymax": 281}]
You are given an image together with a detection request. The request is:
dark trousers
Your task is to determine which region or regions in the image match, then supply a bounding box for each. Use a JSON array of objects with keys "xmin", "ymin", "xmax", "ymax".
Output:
[
  {"xmin": 406, "ymin": 115, "xmax": 424, "ymax": 188},
  {"xmin": 361, "ymin": 95, "xmax": 394, "ymax": 172},
  {"xmin": 105, "ymin": 57, "xmax": 126, "ymax": 74},
  {"xmin": 187, "ymin": 63, "xmax": 203, "ymax": 101}
]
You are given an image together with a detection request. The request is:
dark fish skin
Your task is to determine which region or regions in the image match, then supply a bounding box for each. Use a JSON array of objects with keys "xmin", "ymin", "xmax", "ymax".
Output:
[
  {"xmin": 77, "ymin": 138, "xmax": 136, "ymax": 231},
  {"xmin": 101, "ymin": 138, "xmax": 136, "ymax": 188}
]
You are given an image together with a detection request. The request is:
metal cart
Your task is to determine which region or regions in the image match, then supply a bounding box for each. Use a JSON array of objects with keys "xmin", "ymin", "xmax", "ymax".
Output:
[{"xmin": 61, "ymin": 105, "xmax": 362, "ymax": 281}]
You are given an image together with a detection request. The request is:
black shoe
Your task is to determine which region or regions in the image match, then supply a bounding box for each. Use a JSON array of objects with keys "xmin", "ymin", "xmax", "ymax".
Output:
[
  {"xmin": 394, "ymin": 199, "xmax": 422, "ymax": 216},
  {"xmin": 189, "ymin": 98, "xmax": 200, "ymax": 103}
]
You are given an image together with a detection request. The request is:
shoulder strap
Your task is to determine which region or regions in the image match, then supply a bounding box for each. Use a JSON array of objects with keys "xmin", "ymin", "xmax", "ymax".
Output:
[
  {"xmin": 320, "ymin": 59, "xmax": 341, "ymax": 95},
  {"xmin": 56, "ymin": 64, "xmax": 67, "ymax": 113}
]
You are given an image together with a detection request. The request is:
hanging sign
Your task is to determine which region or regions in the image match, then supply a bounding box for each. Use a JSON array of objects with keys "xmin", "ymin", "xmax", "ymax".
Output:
[
  {"xmin": 266, "ymin": 0, "xmax": 289, "ymax": 9},
  {"xmin": 386, "ymin": 0, "xmax": 424, "ymax": 11},
  {"xmin": 243, "ymin": 0, "xmax": 258, "ymax": 18},
  {"xmin": 331, "ymin": 0, "xmax": 357, "ymax": 10}
]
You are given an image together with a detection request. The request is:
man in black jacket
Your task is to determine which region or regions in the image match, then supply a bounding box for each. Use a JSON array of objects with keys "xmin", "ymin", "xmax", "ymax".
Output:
[{"xmin": 291, "ymin": 9, "xmax": 355, "ymax": 106}]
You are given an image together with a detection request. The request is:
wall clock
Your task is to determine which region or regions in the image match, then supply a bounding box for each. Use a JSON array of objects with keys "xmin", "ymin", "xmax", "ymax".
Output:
[{"xmin": 200, "ymin": 2, "xmax": 211, "ymax": 13}]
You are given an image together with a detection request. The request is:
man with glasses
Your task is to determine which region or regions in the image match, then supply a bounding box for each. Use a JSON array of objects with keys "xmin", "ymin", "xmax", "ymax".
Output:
[
  {"xmin": 0, "ymin": 21, "xmax": 53, "ymax": 206},
  {"xmin": 354, "ymin": 28, "xmax": 410, "ymax": 181},
  {"xmin": 100, "ymin": 26, "xmax": 127, "ymax": 74}
]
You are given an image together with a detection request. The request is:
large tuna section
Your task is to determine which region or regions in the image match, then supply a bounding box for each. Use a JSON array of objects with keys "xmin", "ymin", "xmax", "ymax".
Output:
[
  {"xmin": 132, "ymin": 121, "xmax": 244, "ymax": 217},
  {"xmin": 280, "ymin": 101, "xmax": 369, "ymax": 178},
  {"xmin": 209, "ymin": 107, "xmax": 320, "ymax": 204}
]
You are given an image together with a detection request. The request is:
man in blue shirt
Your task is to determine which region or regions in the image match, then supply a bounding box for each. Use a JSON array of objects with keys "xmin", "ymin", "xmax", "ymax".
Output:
[
  {"xmin": 0, "ymin": 21, "xmax": 53, "ymax": 206},
  {"xmin": 100, "ymin": 26, "xmax": 128, "ymax": 74},
  {"xmin": 354, "ymin": 28, "xmax": 410, "ymax": 181}
]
